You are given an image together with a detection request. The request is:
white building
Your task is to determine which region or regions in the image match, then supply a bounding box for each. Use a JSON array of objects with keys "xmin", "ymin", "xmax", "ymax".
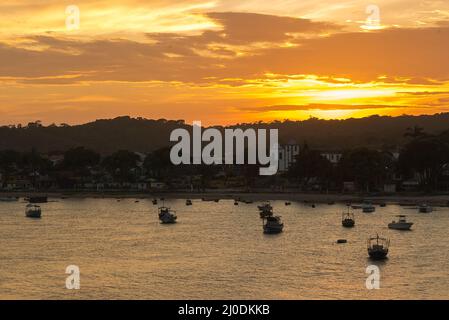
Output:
[
  {"xmin": 278, "ymin": 143, "xmax": 300, "ymax": 172},
  {"xmin": 321, "ymin": 152, "xmax": 342, "ymax": 164}
]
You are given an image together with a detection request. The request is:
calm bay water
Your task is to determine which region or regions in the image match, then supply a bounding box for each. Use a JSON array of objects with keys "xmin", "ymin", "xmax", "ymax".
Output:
[{"xmin": 0, "ymin": 198, "xmax": 448, "ymax": 299}]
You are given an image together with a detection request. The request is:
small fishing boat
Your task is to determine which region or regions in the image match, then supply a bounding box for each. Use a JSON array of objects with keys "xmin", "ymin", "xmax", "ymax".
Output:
[
  {"xmin": 158, "ymin": 206, "xmax": 177, "ymax": 224},
  {"xmin": 152, "ymin": 199, "xmax": 158, "ymax": 205},
  {"xmin": 285, "ymin": 202, "xmax": 291, "ymax": 206},
  {"xmin": 263, "ymin": 216, "xmax": 284, "ymax": 234},
  {"xmin": 25, "ymin": 204, "xmax": 42, "ymax": 218},
  {"xmin": 388, "ymin": 215, "xmax": 413, "ymax": 230},
  {"xmin": 418, "ymin": 204, "xmax": 432, "ymax": 213},
  {"xmin": 186, "ymin": 199, "xmax": 192, "ymax": 206},
  {"xmin": 362, "ymin": 202, "xmax": 376, "ymax": 213},
  {"xmin": 367, "ymin": 234, "xmax": 389, "ymax": 260},
  {"xmin": 234, "ymin": 201, "xmax": 239, "ymax": 206},
  {"xmin": 342, "ymin": 210, "xmax": 355, "ymax": 228}
]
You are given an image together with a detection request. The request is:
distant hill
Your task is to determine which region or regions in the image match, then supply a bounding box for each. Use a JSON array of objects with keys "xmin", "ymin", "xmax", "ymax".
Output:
[{"xmin": 1, "ymin": 114, "xmax": 449, "ymax": 154}]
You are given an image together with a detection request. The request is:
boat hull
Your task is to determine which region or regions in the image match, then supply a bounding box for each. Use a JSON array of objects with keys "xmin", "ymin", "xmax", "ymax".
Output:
[
  {"xmin": 388, "ymin": 222, "xmax": 413, "ymax": 230},
  {"xmin": 368, "ymin": 249, "xmax": 388, "ymax": 260},
  {"xmin": 26, "ymin": 212, "xmax": 41, "ymax": 218},
  {"xmin": 160, "ymin": 219, "xmax": 177, "ymax": 224},
  {"xmin": 342, "ymin": 220, "xmax": 355, "ymax": 228},
  {"xmin": 263, "ymin": 226, "xmax": 283, "ymax": 234}
]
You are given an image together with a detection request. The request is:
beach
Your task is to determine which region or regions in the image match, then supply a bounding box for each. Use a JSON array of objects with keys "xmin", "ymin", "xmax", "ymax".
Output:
[{"xmin": 2, "ymin": 190, "xmax": 449, "ymax": 206}]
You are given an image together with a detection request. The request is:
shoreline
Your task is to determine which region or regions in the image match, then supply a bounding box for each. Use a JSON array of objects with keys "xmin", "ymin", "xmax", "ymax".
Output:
[{"xmin": 1, "ymin": 190, "xmax": 449, "ymax": 206}]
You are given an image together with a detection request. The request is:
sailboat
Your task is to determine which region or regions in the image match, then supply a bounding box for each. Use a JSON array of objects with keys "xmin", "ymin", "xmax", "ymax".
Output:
[
  {"xmin": 342, "ymin": 208, "xmax": 355, "ymax": 228},
  {"xmin": 367, "ymin": 234, "xmax": 389, "ymax": 260}
]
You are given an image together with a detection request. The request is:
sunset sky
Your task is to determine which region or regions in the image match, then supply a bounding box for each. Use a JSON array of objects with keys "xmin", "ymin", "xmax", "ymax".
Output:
[{"xmin": 1, "ymin": 0, "xmax": 449, "ymax": 125}]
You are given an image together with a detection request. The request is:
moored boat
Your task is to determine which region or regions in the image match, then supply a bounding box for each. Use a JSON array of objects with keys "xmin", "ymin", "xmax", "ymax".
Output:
[
  {"xmin": 158, "ymin": 206, "xmax": 177, "ymax": 224},
  {"xmin": 418, "ymin": 204, "xmax": 433, "ymax": 213},
  {"xmin": 263, "ymin": 216, "xmax": 284, "ymax": 234},
  {"xmin": 342, "ymin": 210, "xmax": 355, "ymax": 228},
  {"xmin": 362, "ymin": 202, "xmax": 376, "ymax": 213},
  {"xmin": 367, "ymin": 234, "xmax": 389, "ymax": 260},
  {"xmin": 25, "ymin": 204, "xmax": 42, "ymax": 218},
  {"xmin": 388, "ymin": 215, "xmax": 413, "ymax": 230}
]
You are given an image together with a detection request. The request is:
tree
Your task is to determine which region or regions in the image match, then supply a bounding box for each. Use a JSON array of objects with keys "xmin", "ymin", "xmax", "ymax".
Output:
[
  {"xmin": 288, "ymin": 148, "xmax": 332, "ymax": 190},
  {"xmin": 399, "ymin": 136, "xmax": 449, "ymax": 190},
  {"xmin": 63, "ymin": 147, "xmax": 100, "ymax": 171},
  {"xmin": 21, "ymin": 148, "xmax": 52, "ymax": 173},
  {"xmin": 0, "ymin": 150, "xmax": 21, "ymax": 170},
  {"xmin": 143, "ymin": 147, "xmax": 173, "ymax": 178},
  {"xmin": 338, "ymin": 148, "xmax": 389, "ymax": 192},
  {"xmin": 102, "ymin": 150, "xmax": 140, "ymax": 182}
]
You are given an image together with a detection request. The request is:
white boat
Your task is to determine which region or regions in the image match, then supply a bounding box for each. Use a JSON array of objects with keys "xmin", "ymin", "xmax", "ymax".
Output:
[
  {"xmin": 362, "ymin": 202, "xmax": 376, "ymax": 213},
  {"xmin": 158, "ymin": 206, "xmax": 177, "ymax": 224},
  {"xmin": 388, "ymin": 215, "xmax": 413, "ymax": 230},
  {"xmin": 263, "ymin": 216, "xmax": 284, "ymax": 234},
  {"xmin": 25, "ymin": 204, "xmax": 42, "ymax": 218},
  {"xmin": 418, "ymin": 204, "xmax": 433, "ymax": 213}
]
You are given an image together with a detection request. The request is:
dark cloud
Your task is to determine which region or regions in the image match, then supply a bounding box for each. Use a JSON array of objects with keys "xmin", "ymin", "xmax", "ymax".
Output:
[{"xmin": 0, "ymin": 14, "xmax": 448, "ymax": 84}]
